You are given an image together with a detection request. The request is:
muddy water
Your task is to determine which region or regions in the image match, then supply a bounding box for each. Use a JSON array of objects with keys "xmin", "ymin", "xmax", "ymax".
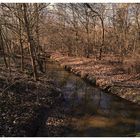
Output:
[{"xmin": 42, "ymin": 59, "xmax": 140, "ymax": 137}]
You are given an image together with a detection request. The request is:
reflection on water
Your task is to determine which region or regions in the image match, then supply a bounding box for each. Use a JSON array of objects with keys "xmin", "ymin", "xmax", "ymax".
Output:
[{"xmin": 46, "ymin": 60, "xmax": 140, "ymax": 136}]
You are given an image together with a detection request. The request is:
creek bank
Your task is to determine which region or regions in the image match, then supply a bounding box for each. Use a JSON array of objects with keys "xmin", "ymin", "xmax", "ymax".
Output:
[
  {"xmin": 50, "ymin": 52, "xmax": 140, "ymax": 105},
  {"xmin": 0, "ymin": 65, "xmax": 63, "ymax": 137}
]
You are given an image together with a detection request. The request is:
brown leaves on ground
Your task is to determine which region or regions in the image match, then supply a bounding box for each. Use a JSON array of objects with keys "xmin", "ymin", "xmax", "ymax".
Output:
[
  {"xmin": 51, "ymin": 53, "xmax": 140, "ymax": 105},
  {"xmin": 0, "ymin": 65, "xmax": 61, "ymax": 136}
]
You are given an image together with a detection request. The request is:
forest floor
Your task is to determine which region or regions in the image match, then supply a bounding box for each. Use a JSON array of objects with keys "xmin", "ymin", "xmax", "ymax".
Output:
[
  {"xmin": 0, "ymin": 60, "xmax": 67, "ymax": 136},
  {"xmin": 50, "ymin": 52, "xmax": 140, "ymax": 105},
  {"xmin": 1, "ymin": 53, "xmax": 140, "ymax": 136}
]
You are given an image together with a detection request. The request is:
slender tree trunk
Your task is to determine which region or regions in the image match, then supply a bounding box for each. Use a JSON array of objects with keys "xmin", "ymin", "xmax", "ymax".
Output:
[
  {"xmin": 23, "ymin": 3, "xmax": 37, "ymax": 81},
  {"xmin": 85, "ymin": 3, "xmax": 105, "ymax": 60},
  {"xmin": 75, "ymin": 31, "xmax": 78, "ymax": 56},
  {"xmin": 4, "ymin": 37, "xmax": 11, "ymax": 75},
  {"xmin": 99, "ymin": 18, "xmax": 104, "ymax": 60},
  {"xmin": 17, "ymin": 4, "xmax": 24, "ymax": 71},
  {"xmin": 0, "ymin": 27, "xmax": 8, "ymax": 68},
  {"xmin": 19, "ymin": 37, "xmax": 24, "ymax": 71},
  {"xmin": 35, "ymin": 3, "xmax": 40, "ymax": 53}
]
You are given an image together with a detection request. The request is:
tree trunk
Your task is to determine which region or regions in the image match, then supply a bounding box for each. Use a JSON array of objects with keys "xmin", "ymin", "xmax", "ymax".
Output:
[
  {"xmin": 23, "ymin": 3, "xmax": 37, "ymax": 81},
  {"xmin": 85, "ymin": 3, "xmax": 105, "ymax": 60},
  {"xmin": 0, "ymin": 27, "xmax": 8, "ymax": 68}
]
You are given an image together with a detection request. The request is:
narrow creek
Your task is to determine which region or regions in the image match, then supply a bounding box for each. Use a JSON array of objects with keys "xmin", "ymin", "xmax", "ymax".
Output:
[{"xmin": 37, "ymin": 59, "xmax": 140, "ymax": 137}]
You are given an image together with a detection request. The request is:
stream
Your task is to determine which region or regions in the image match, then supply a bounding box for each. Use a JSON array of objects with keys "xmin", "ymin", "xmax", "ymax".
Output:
[{"xmin": 37, "ymin": 59, "xmax": 140, "ymax": 137}]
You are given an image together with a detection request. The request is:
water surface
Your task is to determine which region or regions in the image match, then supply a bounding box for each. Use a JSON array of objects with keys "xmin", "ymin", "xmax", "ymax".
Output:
[{"xmin": 42, "ymin": 59, "xmax": 140, "ymax": 136}]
